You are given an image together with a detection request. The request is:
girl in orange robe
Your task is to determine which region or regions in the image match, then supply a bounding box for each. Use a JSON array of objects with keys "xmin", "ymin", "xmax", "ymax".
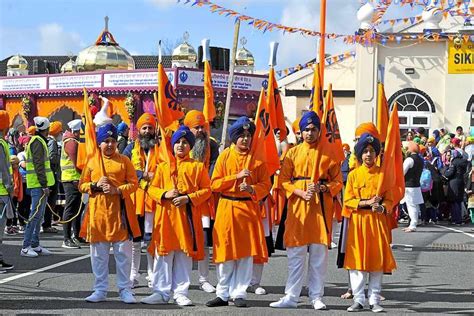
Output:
[
  {"xmin": 79, "ymin": 123, "xmax": 140, "ymax": 304},
  {"xmin": 343, "ymin": 133, "xmax": 396, "ymax": 313},
  {"xmin": 141, "ymin": 126, "xmax": 211, "ymax": 306},
  {"xmin": 206, "ymin": 116, "xmax": 271, "ymax": 308}
]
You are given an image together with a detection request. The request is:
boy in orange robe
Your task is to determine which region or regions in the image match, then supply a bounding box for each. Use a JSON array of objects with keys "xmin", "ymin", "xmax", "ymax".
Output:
[
  {"xmin": 343, "ymin": 133, "xmax": 396, "ymax": 313},
  {"xmin": 270, "ymin": 111, "xmax": 343, "ymax": 310},
  {"xmin": 206, "ymin": 116, "xmax": 271, "ymax": 308},
  {"xmin": 79, "ymin": 123, "xmax": 140, "ymax": 304},
  {"xmin": 141, "ymin": 125, "xmax": 211, "ymax": 306}
]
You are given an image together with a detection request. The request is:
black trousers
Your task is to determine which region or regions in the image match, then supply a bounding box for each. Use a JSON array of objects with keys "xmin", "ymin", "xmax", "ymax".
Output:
[
  {"xmin": 43, "ymin": 182, "xmax": 58, "ymax": 229},
  {"xmin": 62, "ymin": 181, "xmax": 83, "ymax": 240}
]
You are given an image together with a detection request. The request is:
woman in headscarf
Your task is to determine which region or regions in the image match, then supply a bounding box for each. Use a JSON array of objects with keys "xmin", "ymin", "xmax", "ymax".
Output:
[{"xmin": 342, "ymin": 133, "xmax": 395, "ymax": 313}]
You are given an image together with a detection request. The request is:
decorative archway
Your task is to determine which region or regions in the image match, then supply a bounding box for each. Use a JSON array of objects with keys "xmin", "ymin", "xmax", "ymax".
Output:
[{"xmin": 388, "ymin": 88, "xmax": 436, "ymax": 134}]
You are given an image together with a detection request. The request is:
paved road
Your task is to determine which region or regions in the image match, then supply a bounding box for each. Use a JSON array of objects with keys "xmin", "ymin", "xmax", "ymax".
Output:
[{"xmin": 1, "ymin": 222, "xmax": 473, "ymax": 315}]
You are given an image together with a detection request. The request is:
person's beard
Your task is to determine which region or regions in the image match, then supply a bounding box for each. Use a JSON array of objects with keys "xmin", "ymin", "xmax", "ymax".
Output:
[
  {"xmin": 192, "ymin": 133, "xmax": 209, "ymax": 162},
  {"xmin": 139, "ymin": 133, "xmax": 156, "ymax": 150}
]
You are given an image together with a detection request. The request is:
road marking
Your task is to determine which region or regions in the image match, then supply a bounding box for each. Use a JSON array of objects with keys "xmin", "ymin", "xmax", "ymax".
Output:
[
  {"xmin": 0, "ymin": 254, "xmax": 90, "ymax": 285},
  {"xmin": 434, "ymin": 224, "xmax": 474, "ymax": 238}
]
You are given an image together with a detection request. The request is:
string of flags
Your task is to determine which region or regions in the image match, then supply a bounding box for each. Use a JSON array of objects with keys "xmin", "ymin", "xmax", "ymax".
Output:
[
  {"xmin": 377, "ymin": 6, "xmax": 473, "ymax": 27},
  {"xmin": 366, "ymin": 0, "xmax": 472, "ymax": 9},
  {"xmin": 276, "ymin": 51, "xmax": 356, "ymax": 78}
]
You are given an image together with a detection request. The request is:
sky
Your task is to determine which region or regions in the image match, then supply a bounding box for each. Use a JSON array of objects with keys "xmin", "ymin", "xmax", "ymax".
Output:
[{"xmin": 0, "ymin": 0, "xmax": 422, "ymax": 70}]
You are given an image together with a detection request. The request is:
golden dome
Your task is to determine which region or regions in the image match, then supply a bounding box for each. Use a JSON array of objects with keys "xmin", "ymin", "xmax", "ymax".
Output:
[
  {"xmin": 76, "ymin": 16, "xmax": 135, "ymax": 72},
  {"xmin": 61, "ymin": 58, "xmax": 77, "ymax": 73},
  {"xmin": 172, "ymin": 32, "xmax": 197, "ymax": 62},
  {"xmin": 7, "ymin": 54, "xmax": 28, "ymax": 70}
]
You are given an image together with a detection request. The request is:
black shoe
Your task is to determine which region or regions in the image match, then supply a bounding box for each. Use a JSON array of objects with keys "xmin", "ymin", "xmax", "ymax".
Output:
[
  {"xmin": 0, "ymin": 260, "xmax": 14, "ymax": 270},
  {"xmin": 206, "ymin": 297, "xmax": 228, "ymax": 307},
  {"xmin": 62, "ymin": 239, "xmax": 80, "ymax": 249},
  {"xmin": 72, "ymin": 237, "xmax": 87, "ymax": 246},
  {"xmin": 234, "ymin": 298, "xmax": 247, "ymax": 308}
]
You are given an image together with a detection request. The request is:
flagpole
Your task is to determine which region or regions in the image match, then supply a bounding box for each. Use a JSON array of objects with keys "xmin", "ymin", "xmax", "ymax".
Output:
[
  {"xmin": 220, "ymin": 18, "xmax": 240, "ymax": 152},
  {"xmin": 318, "ymin": 0, "xmax": 327, "ymax": 90}
]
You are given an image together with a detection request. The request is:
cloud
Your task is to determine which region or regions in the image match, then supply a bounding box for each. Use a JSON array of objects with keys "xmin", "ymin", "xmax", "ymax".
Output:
[
  {"xmin": 276, "ymin": 0, "xmax": 360, "ymax": 69},
  {"xmin": 38, "ymin": 23, "xmax": 85, "ymax": 55},
  {"xmin": 145, "ymin": 0, "xmax": 176, "ymax": 8}
]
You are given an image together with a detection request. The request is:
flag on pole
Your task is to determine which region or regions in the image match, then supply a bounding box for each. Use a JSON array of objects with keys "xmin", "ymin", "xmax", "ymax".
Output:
[
  {"xmin": 156, "ymin": 63, "xmax": 184, "ymax": 129},
  {"xmin": 376, "ymin": 82, "xmax": 389, "ymax": 143},
  {"xmin": 309, "ymin": 63, "xmax": 324, "ymax": 118},
  {"xmin": 311, "ymin": 84, "xmax": 344, "ymax": 183},
  {"xmin": 247, "ymin": 88, "xmax": 280, "ymax": 176},
  {"xmin": 202, "ymin": 60, "xmax": 216, "ymax": 124},
  {"xmin": 267, "ymin": 67, "xmax": 287, "ymax": 141},
  {"xmin": 376, "ymin": 103, "xmax": 404, "ymax": 205}
]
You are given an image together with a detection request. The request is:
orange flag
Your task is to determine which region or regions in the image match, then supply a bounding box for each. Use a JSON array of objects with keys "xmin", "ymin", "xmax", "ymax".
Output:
[
  {"xmin": 376, "ymin": 82, "xmax": 389, "ymax": 143},
  {"xmin": 202, "ymin": 60, "xmax": 216, "ymax": 124},
  {"xmin": 311, "ymin": 84, "xmax": 345, "ymax": 183},
  {"xmin": 267, "ymin": 67, "xmax": 287, "ymax": 141},
  {"xmin": 156, "ymin": 63, "xmax": 184, "ymax": 129},
  {"xmin": 247, "ymin": 88, "xmax": 280, "ymax": 176},
  {"xmin": 309, "ymin": 63, "xmax": 324, "ymax": 118},
  {"xmin": 377, "ymin": 103, "xmax": 405, "ymax": 204},
  {"xmin": 77, "ymin": 88, "xmax": 105, "ymax": 174}
]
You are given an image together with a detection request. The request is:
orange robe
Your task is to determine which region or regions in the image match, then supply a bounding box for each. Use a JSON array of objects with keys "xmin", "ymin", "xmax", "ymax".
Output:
[
  {"xmin": 343, "ymin": 164, "xmax": 396, "ymax": 273},
  {"xmin": 79, "ymin": 152, "xmax": 140, "ymax": 243},
  {"xmin": 211, "ymin": 147, "xmax": 271, "ymax": 263},
  {"xmin": 279, "ymin": 142, "xmax": 343, "ymax": 248},
  {"xmin": 130, "ymin": 141, "xmax": 158, "ymax": 216},
  {"xmin": 147, "ymin": 156, "xmax": 211, "ymax": 260}
]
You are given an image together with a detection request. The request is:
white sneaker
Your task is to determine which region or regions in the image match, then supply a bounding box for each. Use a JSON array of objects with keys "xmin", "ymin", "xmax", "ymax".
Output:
[
  {"xmin": 330, "ymin": 242, "xmax": 337, "ymax": 249},
  {"xmin": 312, "ymin": 299, "xmax": 327, "ymax": 310},
  {"xmin": 141, "ymin": 292, "xmax": 168, "ymax": 305},
  {"xmin": 85, "ymin": 291, "xmax": 107, "ymax": 303},
  {"xmin": 270, "ymin": 296, "xmax": 297, "ymax": 308},
  {"xmin": 20, "ymin": 247, "xmax": 38, "ymax": 258},
  {"xmin": 248, "ymin": 284, "xmax": 266, "ymax": 295},
  {"xmin": 119, "ymin": 290, "xmax": 137, "ymax": 304},
  {"xmin": 175, "ymin": 295, "xmax": 193, "ymax": 306},
  {"xmin": 200, "ymin": 281, "xmax": 216, "ymax": 293},
  {"xmin": 32, "ymin": 246, "xmax": 52, "ymax": 256}
]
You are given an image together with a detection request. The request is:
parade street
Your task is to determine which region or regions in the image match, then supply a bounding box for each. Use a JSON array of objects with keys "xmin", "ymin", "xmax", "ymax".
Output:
[{"xmin": 1, "ymin": 223, "xmax": 473, "ymax": 315}]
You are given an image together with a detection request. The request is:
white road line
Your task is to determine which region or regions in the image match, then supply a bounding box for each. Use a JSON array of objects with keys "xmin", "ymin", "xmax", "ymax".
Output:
[
  {"xmin": 434, "ymin": 224, "xmax": 474, "ymax": 238},
  {"xmin": 0, "ymin": 254, "xmax": 90, "ymax": 285}
]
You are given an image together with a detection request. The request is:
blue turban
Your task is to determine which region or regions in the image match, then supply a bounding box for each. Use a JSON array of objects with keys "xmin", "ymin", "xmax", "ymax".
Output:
[
  {"xmin": 299, "ymin": 111, "xmax": 321, "ymax": 132},
  {"xmin": 117, "ymin": 122, "xmax": 128, "ymax": 135},
  {"xmin": 354, "ymin": 133, "xmax": 381, "ymax": 161},
  {"xmin": 171, "ymin": 125, "xmax": 195, "ymax": 149},
  {"xmin": 96, "ymin": 123, "xmax": 118, "ymax": 144},
  {"xmin": 229, "ymin": 116, "xmax": 255, "ymax": 144}
]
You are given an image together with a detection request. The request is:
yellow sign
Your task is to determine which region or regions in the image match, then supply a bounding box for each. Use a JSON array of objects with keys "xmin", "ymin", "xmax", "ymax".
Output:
[{"xmin": 448, "ymin": 41, "xmax": 474, "ymax": 74}]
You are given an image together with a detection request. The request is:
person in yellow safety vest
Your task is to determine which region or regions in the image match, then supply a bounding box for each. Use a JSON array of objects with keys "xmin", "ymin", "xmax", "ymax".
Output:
[
  {"xmin": 61, "ymin": 119, "xmax": 85, "ymax": 249},
  {"xmin": 0, "ymin": 110, "xmax": 15, "ymax": 273},
  {"xmin": 20, "ymin": 116, "xmax": 55, "ymax": 258}
]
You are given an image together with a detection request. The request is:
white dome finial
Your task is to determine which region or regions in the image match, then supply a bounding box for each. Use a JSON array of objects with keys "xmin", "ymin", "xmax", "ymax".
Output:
[{"xmin": 422, "ymin": 2, "xmax": 443, "ymax": 30}]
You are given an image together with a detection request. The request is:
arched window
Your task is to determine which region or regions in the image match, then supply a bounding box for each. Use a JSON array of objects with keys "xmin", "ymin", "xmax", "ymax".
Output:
[{"xmin": 388, "ymin": 88, "xmax": 436, "ymax": 135}]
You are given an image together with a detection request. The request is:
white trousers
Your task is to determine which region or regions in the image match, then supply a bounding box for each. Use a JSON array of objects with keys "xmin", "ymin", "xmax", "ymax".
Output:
[
  {"xmin": 130, "ymin": 212, "xmax": 155, "ymax": 283},
  {"xmin": 407, "ymin": 203, "xmax": 420, "ymax": 229},
  {"xmin": 151, "ymin": 250, "xmax": 192, "ymax": 301},
  {"xmin": 349, "ymin": 270, "xmax": 383, "ymax": 306},
  {"xmin": 285, "ymin": 243, "xmax": 328, "ymax": 302},
  {"xmin": 250, "ymin": 263, "xmax": 264, "ymax": 286},
  {"xmin": 198, "ymin": 247, "xmax": 211, "ymax": 283},
  {"xmin": 216, "ymin": 256, "xmax": 253, "ymax": 301},
  {"xmin": 90, "ymin": 240, "xmax": 132, "ymax": 293}
]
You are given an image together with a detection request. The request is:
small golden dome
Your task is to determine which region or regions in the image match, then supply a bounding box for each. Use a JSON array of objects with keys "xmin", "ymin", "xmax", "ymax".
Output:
[
  {"xmin": 61, "ymin": 58, "xmax": 77, "ymax": 73},
  {"xmin": 235, "ymin": 38, "xmax": 254, "ymax": 66},
  {"xmin": 172, "ymin": 32, "xmax": 197, "ymax": 62},
  {"xmin": 76, "ymin": 16, "xmax": 135, "ymax": 72},
  {"xmin": 7, "ymin": 54, "xmax": 28, "ymax": 70}
]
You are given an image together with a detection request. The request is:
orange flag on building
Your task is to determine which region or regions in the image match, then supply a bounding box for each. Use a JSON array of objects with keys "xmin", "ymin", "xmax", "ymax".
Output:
[
  {"xmin": 311, "ymin": 84, "xmax": 345, "ymax": 183},
  {"xmin": 267, "ymin": 67, "xmax": 287, "ymax": 141},
  {"xmin": 309, "ymin": 63, "xmax": 324, "ymax": 118},
  {"xmin": 156, "ymin": 63, "xmax": 184, "ymax": 129},
  {"xmin": 376, "ymin": 82, "xmax": 389, "ymax": 143},
  {"xmin": 376, "ymin": 104, "xmax": 405, "ymax": 204},
  {"xmin": 77, "ymin": 88, "xmax": 105, "ymax": 175},
  {"xmin": 202, "ymin": 60, "xmax": 215, "ymax": 124},
  {"xmin": 247, "ymin": 88, "xmax": 280, "ymax": 176}
]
